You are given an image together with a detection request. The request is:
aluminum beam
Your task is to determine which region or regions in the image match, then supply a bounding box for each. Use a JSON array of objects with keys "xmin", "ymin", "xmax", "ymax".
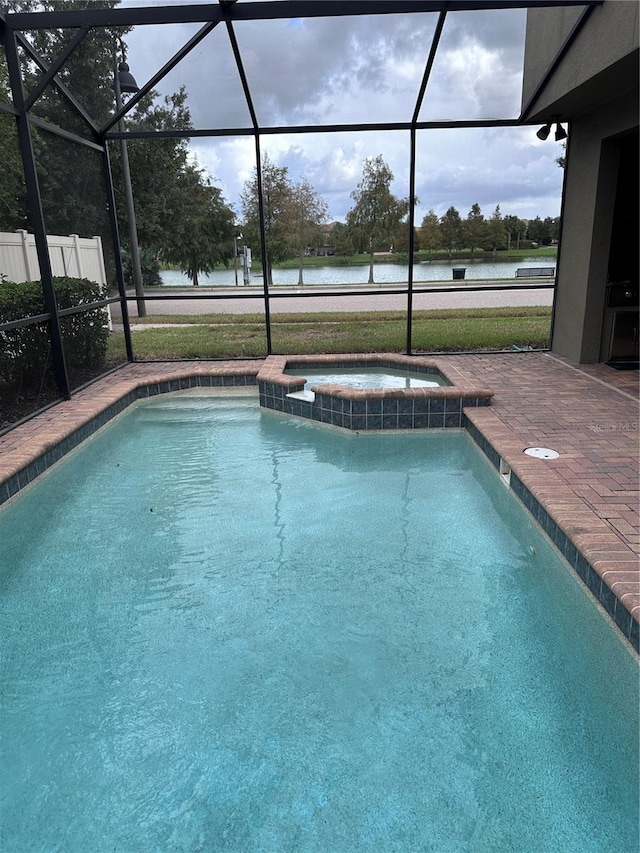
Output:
[{"xmin": 6, "ymin": 0, "xmax": 602, "ymax": 30}]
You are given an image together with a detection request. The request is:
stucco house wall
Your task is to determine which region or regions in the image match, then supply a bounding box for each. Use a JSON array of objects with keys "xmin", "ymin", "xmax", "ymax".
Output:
[{"xmin": 522, "ymin": 0, "xmax": 639, "ymax": 363}]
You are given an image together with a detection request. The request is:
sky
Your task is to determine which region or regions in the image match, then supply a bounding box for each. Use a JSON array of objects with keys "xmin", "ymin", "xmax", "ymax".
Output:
[{"xmin": 122, "ymin": 1, "xmax": 566, "ymax": 225}]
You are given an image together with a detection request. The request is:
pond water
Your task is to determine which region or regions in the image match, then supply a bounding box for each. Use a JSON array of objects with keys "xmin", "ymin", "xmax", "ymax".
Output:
[{"xmin": 160, "ymin": 257, "xmax": 554, "ymax": 287}]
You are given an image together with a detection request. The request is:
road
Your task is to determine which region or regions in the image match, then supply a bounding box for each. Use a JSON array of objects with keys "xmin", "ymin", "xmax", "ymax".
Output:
[{"xmin": 113, "ymin": 279, "xmax": 554, "ymax": 320}]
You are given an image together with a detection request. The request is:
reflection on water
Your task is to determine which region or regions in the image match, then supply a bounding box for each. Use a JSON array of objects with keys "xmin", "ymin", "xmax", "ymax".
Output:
[{"xmin": 160, "ymin": 258, "xmax": 554, "ymax": 287}]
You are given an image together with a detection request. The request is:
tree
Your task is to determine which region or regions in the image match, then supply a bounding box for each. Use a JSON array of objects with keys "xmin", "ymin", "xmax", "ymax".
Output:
[
  {"xmin": 5, "ymin": 1, "xmax": 131, "ymax": 239},
  {"xmin": 288, "ymin": 178, "xmax": 328, "ymax": 285},
  {"xmin": 1, "ymin": 2, "xmax": 226, "ymax": 288},
  {"xmin": 331, "ymin": 221, "xmax": 355, "ymax": 257},
  {"xmin": 392, "ymin": 222, "xmax": 419, "ymax": 255},
  {"xmin": 115, "ymin": 87, "xmax": 193, "ymax": 253},
  {"xmin": 0, "ymin": 62, "xmax": 28, "ymax": 231},
  {"xmin": 527, "ymin": 215, "xmax": 557, "ymax": 246},
  {"xmin": 464, "ymin": 203, "xmax": 485, "ymax": 259},
  {"xmin": 3, "ymin": 1, "xmax": 127, "ymax": 137},
  {"xmin": 162, "ymin": 166, "xmax": 235, "ymax": 285},
  {"xmin": 346, "ymin": 155, "xmax": 409, "ymax": 283},
  {"xmin": 503, "ymin": 214, "xmax": 527, "ymax": 251},
  {"xmin": 483, "ymin": 205, "xmax": 507, "ymax": 253},
  {"xmin": 545, "ymin": 216, "xmax": 560, "ymax": 244},
  {"xmin": 419, "ymin": 210, "xmax": 442, "ymax": 260},
  {"xmin": 439, "ymin": 206, "xmax": 463, "ymax": 259},
  {"xmin": 114, "ymin": 87, "xmax": 242, "ymax": 286},
  {"xmin": 240, "ymin": 153, "xmax": 294, "ymax": 286}
]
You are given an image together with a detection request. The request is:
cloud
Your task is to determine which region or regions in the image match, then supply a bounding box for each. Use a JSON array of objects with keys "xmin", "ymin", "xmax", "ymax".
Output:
[{"xmin": 124, "ymin": 5, "xmax": 563, "ymax": 223}]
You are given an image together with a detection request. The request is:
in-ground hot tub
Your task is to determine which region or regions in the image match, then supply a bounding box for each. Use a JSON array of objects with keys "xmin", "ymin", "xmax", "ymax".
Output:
[
  {"xmin": 285, "ymin": 365, "xmax": 446, "ymax": 390},
  {"xmin": 258, "ymin": 354, "xmax": 493, "ymax": 430}
]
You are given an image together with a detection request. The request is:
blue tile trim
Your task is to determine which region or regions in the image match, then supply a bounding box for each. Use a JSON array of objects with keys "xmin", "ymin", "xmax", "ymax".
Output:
[
  {"xmin": 465, "ymin": 426, "xmax": 638, "ymax": 652},
  {"xmin": 269, "ymin": 384, "xmax": 488, "ymax": 435}
]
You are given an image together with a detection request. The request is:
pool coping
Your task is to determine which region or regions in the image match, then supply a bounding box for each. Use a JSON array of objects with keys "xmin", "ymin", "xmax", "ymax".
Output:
[{"xmin": 0, "ymin": 355, "xmax": 637, "ymax": 652}]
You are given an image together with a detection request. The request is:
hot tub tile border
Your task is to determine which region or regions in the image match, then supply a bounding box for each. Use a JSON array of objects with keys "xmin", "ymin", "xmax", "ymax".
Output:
[{"xmin": 256, "ymin": 354, "xmax": 493, "ymax": 432}]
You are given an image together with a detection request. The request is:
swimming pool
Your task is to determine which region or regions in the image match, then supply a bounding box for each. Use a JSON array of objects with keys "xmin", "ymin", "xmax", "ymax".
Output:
[{"xmin": 1, "ymin": 393, "xmax": 637, "ymax": 851}]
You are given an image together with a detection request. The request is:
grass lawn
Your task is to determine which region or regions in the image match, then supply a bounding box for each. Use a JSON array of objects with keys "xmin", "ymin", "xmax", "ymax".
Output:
[{"xmin": 108, "ymin": 307, "xmax": 551, "ymax": 360}]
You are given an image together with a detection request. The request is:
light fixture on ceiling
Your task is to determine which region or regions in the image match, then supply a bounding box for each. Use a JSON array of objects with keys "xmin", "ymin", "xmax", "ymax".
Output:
[
  {"xmin": 555, "ymin": 122, "xmax": 568, "ymax": 141},
  {"xmin": 536, "ymin": 122, "xmax": 551, "ymax": 141},
  {"xmin": 537, "ymin": 118, "xmax": 567, "ymax": 141}
]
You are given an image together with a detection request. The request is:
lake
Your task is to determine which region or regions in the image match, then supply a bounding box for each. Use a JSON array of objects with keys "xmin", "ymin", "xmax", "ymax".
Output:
[{"xmin": 159, "ymin": 258, "xmax": 554, "ymax": 287}]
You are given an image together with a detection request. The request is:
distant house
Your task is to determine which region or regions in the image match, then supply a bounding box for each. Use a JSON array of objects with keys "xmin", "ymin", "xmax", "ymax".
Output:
[
  {"xmin": 312, "ymin": 222, "xmax": 340, "ymax": 257},
  {"xmin": 522, "ymin": 0, "xmax": 639, "ymax": 363}
]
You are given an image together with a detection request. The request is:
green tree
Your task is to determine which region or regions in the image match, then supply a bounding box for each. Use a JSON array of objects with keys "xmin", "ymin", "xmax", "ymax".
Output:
[
  {"xmin": 4, "ymin": 1, "xmax": 130, "ymax": 239},
  {"xmin": 439, "ymin": 206, "xmax": 463, "ymax": 259},
  {"xmin": 464, "ymin": 203, "xmax": 485, "ymax": 259},
  {"xmin": 419, "ymin": 210, "xmax": 442, "ymax": 260},
  {"xmin": 3, "ymin": 0, "xmax": 127, "ymax": 133},
  {"xmin": 162, "ymin": 166, "xmax": 235, "ymax": 285},
  {"xmin": 346, "ymin": 155, "xmax": 409, "ymax": 283},
  {"xmin": 0, "ymin": 60, "xmax": 28, "ymax": 231},
  {"xmin": 545, "ymin": 216, "xmax": 560, "ymax": 244},
  {"xmin": 114, "ymin": 87, "xmax": 193, "ymax": 253},
  {"xmin": 330, "ymin": 221, "xmax": 355, "ymax": 257},
  {"xmin": 288, "ymin": 178, "xmax": 328, "ymax": 285},
  {"xmin": 483, "ymin": 205, "xmax": 507, "ymax": 252},
  {"xmin": 391, "ymin": 222, "xmax": 419, "ymax": 255},
  {"xmin": 527, "ymin": 215, "xmax": 557, "ymax": 246},
  {"xmin": 1, "ymin": 3, "xmax": 239, "ymax": 299},
  {"xmin": 240, "ymin": 153, "xmax": 294, "ymax": 286},
  {"xmin": 112, "ymin": 86, "xmax": 241, "ymax": 286},
  {"xmin": 503, "ymin": 214, "xmax": 527, "ymax": 251}
]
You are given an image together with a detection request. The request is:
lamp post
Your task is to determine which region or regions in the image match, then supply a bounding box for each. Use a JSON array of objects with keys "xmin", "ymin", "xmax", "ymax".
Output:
[
  {"xmin": 233, "ymin": 229, "xmax": 243, "ymax": 286},
  {"xmin": 112, "ymin": 59, "xmax": 146, "ymax": 318}
]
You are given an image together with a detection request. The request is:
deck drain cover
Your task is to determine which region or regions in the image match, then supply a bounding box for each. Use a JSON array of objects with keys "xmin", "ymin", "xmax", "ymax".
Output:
[{"xmin": 524, "ymin": 447, "xmax": 559, "ymax": 459}]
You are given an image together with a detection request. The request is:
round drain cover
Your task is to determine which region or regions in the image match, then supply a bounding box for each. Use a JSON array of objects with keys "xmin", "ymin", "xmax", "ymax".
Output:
[{"xmin": 524, "ymin": 447, "xmax": 559, "ymax": 459}]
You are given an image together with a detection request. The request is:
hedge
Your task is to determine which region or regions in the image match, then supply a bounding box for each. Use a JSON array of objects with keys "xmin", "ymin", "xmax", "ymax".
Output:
[{"xmin": 0, "ymin": 276, "xmax": 110, "ymax": 388}]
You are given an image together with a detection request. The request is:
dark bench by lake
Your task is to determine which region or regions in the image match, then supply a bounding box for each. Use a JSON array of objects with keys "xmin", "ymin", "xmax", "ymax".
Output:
[{"xmin": 515, "ymin": 267, "xmax": 556, "ymax": 277}]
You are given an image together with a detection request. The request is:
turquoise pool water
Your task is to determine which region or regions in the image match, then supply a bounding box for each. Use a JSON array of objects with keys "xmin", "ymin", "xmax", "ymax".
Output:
[
  {"xmin": 285, "ymin": 366, "xmax": 445, "ymax": 390},
  {"xmin": 1, "ymin": 394, "xmax": 637, "ymax": 852}
]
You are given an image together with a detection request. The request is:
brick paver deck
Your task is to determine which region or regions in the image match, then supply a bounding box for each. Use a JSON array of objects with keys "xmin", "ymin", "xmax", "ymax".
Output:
[{"xmin": 1, "ymin": 353, "xmax": 637, "ymax": 648}]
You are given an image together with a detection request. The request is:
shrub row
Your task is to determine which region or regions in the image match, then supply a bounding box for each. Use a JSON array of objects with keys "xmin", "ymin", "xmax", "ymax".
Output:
[{"xmin": 0, "ymin": 277, "xmax": 109, "ymax": 388}]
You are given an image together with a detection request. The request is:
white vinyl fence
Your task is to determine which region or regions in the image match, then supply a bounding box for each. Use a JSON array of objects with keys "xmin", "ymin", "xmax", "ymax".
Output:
[
  {"xmin": 0, "ymin": 230, "xmax": 107, "ymax": 285},
  {"xmin": 0, "ymin": 229, "xmax": 111, "ymax": 326}
]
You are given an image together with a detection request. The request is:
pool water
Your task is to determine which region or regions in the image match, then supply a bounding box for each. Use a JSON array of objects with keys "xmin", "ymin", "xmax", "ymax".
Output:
[
  {"xmin": 285, "ymin": 366, "xmax": 445, "ymax": 389},
  {"xmin": 1, "ymin": 394, "xmax": 637, "ymax": 851}
]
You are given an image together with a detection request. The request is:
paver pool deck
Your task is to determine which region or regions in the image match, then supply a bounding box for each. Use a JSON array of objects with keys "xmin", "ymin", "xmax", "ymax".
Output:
[{"xmin": 1, "ymin": 351, "xmax": 637, "ymax": 649}]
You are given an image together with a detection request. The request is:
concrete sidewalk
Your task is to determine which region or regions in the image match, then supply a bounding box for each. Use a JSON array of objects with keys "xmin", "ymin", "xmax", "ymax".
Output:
[{"xmin": 112, "ymin": 280, "xmax": 554, "ymax": 320}]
